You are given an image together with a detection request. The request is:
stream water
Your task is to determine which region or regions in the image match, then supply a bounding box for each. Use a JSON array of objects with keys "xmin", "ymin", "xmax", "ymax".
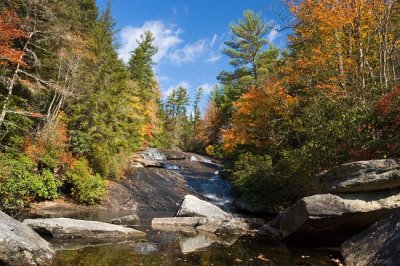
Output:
[{"xmin": 49, "ymin": 168, "xmax": 341, "ymax": 266}]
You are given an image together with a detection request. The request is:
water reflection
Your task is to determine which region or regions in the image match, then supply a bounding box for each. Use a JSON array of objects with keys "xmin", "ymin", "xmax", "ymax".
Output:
[{"xmin": 51, "ymin": 234, "xmax": 340, "ymax": 266}]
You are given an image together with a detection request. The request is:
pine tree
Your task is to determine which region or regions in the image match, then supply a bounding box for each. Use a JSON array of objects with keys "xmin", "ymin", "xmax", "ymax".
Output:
[
  {"xmin": 222, "ymin": 10, "xmax": 273, "ymax": 87},
  {"xmin": 69, "ymin": 2, "xmax": 132, "ymax": 178}
]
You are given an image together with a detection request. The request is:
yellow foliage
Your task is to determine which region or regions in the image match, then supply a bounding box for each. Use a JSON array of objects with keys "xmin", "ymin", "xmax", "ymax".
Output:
[
  {"xmin": 205, "ymin": 145, "xmax": 215, "ymax": 156},
  {"xmin": 222, "ymin": 80, "xmax": 297, "ymax": 152}
]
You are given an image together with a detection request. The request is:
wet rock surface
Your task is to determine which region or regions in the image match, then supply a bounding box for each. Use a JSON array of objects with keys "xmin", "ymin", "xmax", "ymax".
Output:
[
  {"xmin": 341, "ymin": 210, "xmax": 400, "ymax": 266},
  {"xmin": 0, "ymin": 211, "xmax": 54, "ymax": 266}
]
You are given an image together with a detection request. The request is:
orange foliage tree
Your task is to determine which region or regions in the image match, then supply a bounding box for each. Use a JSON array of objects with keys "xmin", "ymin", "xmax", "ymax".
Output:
[
  {"xmin": 284, "ymin": 0, "xmax": 399, "ymax": 94},
  {"xmin": 0, "ymin": 6, "xmax": 26, "ymax": 66},
  {"xmin": 222, "ymin": 80, "xmax": 297, "ymax": 153},
  {"xmin": 196, "ymin": 101, "xmax": 222, "ymax": 148}
]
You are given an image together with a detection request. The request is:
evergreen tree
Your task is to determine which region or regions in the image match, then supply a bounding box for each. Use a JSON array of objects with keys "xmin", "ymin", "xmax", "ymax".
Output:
[
  {"xmin": 128, "ymin": 31, "xmax": 158, "ymax": 101},
  {"xmin": 69, "ymin": 3, "xmax": 132, "ymax": 178},
  {"xmin": 222, "ymin": 10, "xmax": 273, "ymax": 87}
]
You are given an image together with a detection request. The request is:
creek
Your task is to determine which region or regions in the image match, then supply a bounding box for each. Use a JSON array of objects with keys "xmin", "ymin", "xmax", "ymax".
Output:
[{"xmin": 46, "ymin": 157, "xmax": 340, "ymax": 265}]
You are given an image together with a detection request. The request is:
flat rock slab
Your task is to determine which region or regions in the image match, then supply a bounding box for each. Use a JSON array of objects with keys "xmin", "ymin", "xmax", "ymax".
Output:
[
  {"xmin": 152, "ymin": 217, "xmax": 206, "ymax": 227},
  {"xmin": 279, "ymin": 193, "xmax": 400, "ymax": 242},
  {"xmin": 23, "ymin": 218, "xmax": 146, "ymax": 242},
  {"xmin": 314, "ymin": 159, "xmax": 400, "ymax": 193},
  {"xmin": 342, "ymin": 210, "xmax": 400, "ymax": 266},
  {"xmin": 0, "ymin": 211, "xmax": 54, "ymax": 266},
  {"xmin": 175, "ymin": 195, "xmax": 231, "ymax": 220},
  {"xmin": 196, "ymin": 218, "xmax": 250, "ymax": 235}
]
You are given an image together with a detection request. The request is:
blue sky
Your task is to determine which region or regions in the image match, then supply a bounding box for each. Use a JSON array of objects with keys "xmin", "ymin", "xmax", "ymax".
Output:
[{"xmin": 96, "ymin": 0, "xmax": 291, "ymax": 110}]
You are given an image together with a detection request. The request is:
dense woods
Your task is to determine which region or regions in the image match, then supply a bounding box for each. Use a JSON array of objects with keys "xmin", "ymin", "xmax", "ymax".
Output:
[
  {"xmin": 199, "ymin": 1, "xmax": 400, "ymax": 207},
  {"xmin": 0, "ymin": 0, "xmax": 399, "ymax": 212}
]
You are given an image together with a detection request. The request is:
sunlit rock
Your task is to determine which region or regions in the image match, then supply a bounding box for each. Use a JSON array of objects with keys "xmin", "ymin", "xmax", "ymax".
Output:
[{"xmin": 0, "ymin": 211, "xmax": 54, "ymax": 266}]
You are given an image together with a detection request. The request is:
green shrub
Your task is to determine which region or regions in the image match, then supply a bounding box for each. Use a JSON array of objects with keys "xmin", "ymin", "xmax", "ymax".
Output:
[
  {"xmin": 230, "ymin": 152, "xmax": 307, "ymax": 208},
  {"xmin": 0, "ymin": 154, "xmax": 61, "ymax": 211},
  {"xmin": 66, "ymin": 158, "xmax": 107, "ymax": 205}
]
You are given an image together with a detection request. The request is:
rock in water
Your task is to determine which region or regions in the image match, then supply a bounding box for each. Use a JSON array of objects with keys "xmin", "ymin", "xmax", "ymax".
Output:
[
  {"xmin": 111, "ymin": 214, "xmax": 140, "ymax": 226},
  {"xmin": 342, "ymin": 210, "xmax": 400, "ymax": 266},
  {"xmin": 175, "ymin": 195, "xmax": 231, "ymax": 219},
  {"xmin": 313, "ymin": 159, "xmax": 400, "ymax": 193},
  {"xmin": 196, "ymin": 218, "xmax": 249, "ymax": 235},
  {"xmin": 23, "ymin": 218, "xmax": 146, "ymax": 242},
  {"xmin": 279, "ymin": 193, "xmax": 400, "ymax": 243},
  {"xmin": 152, "ymin": 217, "xmax": 206, "ymax": 227},
  {"xmin": 0, "ymin": 211, "xmax": 54, "ymax": 266},
  {"xmin": 173, "ymin": 195, "xmax": 249, "ymax": 235}
]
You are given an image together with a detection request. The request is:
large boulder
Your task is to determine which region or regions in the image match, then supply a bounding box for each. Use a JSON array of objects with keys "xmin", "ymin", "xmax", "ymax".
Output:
[
  {"xmin": 174, "ymin": 195, "xmax": 249, "ymax": 235},
  {"xmin": 175, "ymin": 195, "xmax": 231, "ymax": 220},
  {"xmin": 0, "ymin": 211, "xmax": 54, "ymax": 266},
  {"xmin": 313, "ymin": 159, "xmax": 400, "ymax": 193},
  {"xmin": 279, "ymin": 193, "xmax": 400, "ymax": 243},
  {"xmin": 342, "ymin": 210, "xmax": 400, "ymax": 266},
  {"xmin": 23, "ymin": 218, "xmax": 145, "ymax": 242}
]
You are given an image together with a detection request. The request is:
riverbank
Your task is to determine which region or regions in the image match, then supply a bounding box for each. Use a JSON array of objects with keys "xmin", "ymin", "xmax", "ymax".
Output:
[{"xmin": 5, "ymin": 149, "xmax": 342, "ymax": 265}]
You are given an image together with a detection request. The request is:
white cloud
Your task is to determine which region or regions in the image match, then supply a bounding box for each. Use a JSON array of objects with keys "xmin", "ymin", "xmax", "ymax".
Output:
[
  {"xmin": 267, "ymin": 28, "xmax": 280, "ymax": 43},
  {"xmin": 206, "ymin": 54, "xmax": 221, "ymax": 63},
  {"xmin": 118, "ymin": 21, "xmax": 182, "ymax": 63},
  {"xmin": 197, "ymin": 83, "xmax": 216, "ymax": 94},
  {"xmin": 169, "ymin": 40, "xmax": 206, "ymax": 64},
  {"xmin": 119, "ymin": 22, "xmax": 222, "ymax": 66},
  {"xmin": 164, "ymin": 81, "xmax": 190, "ymax": 97},
  {"xmin": 210, "ymin": 34, "xmax": 218, "ymax": 47}
]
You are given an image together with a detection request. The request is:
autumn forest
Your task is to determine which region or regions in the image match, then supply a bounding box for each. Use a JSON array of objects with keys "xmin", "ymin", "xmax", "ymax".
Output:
[{"xmin": 0, "ymin": 0, "xmax": 399, "ymax": 214}]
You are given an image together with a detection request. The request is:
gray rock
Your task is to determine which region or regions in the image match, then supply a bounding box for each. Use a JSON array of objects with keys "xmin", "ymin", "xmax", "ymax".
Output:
[
  {"xmin": 189, "ymin": 154, "xmax": 213, "ymax": 164},
  {"xmin": 131, "ymin": 158, "xmax": 163, "ymax": 168},
  {"xmin": 0, "ymin": 211, "xmax": 54, "ymax": 266},
  {"xmin": 175, "ymin": 195, "xmax": 231, "ymax": 220},
  {"xmin": 151, "ymin": 217, "xmax": 206, "ymax": 228},
  {"xmin": 140, "ymin": 148, "xmax": 166, "ymax": 161},
  {"xmin": 152, "ymin": 224, "xmax": 198, "ymax": 235},
  {"xmin": 161, "ymin": 149, "xmax": 187, "ymax": 160},
  {"xmin": 111, "ymin": 214, "xmax": 140, "ymax": 226},
  {"xmin": 342, "ymin": 210, "xmax": 400, "ymax": 266},
  {"xmin": 313, "ymin": 159, "xmax": 400, "ymax": 193},
  {"xmin": 23, "ymin": 218, "xmax": 146, "ymax": 242},
  {"xmin": 173, "ymin": 195, "xmax": 249, "ymax": 235},
  {"xmin": 279, "ymin": 193, "xmax": 400, "ymax": 241},
  {"xmin": 196, "ymin": 218, "xmax": 249, "ymax": 235}
]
